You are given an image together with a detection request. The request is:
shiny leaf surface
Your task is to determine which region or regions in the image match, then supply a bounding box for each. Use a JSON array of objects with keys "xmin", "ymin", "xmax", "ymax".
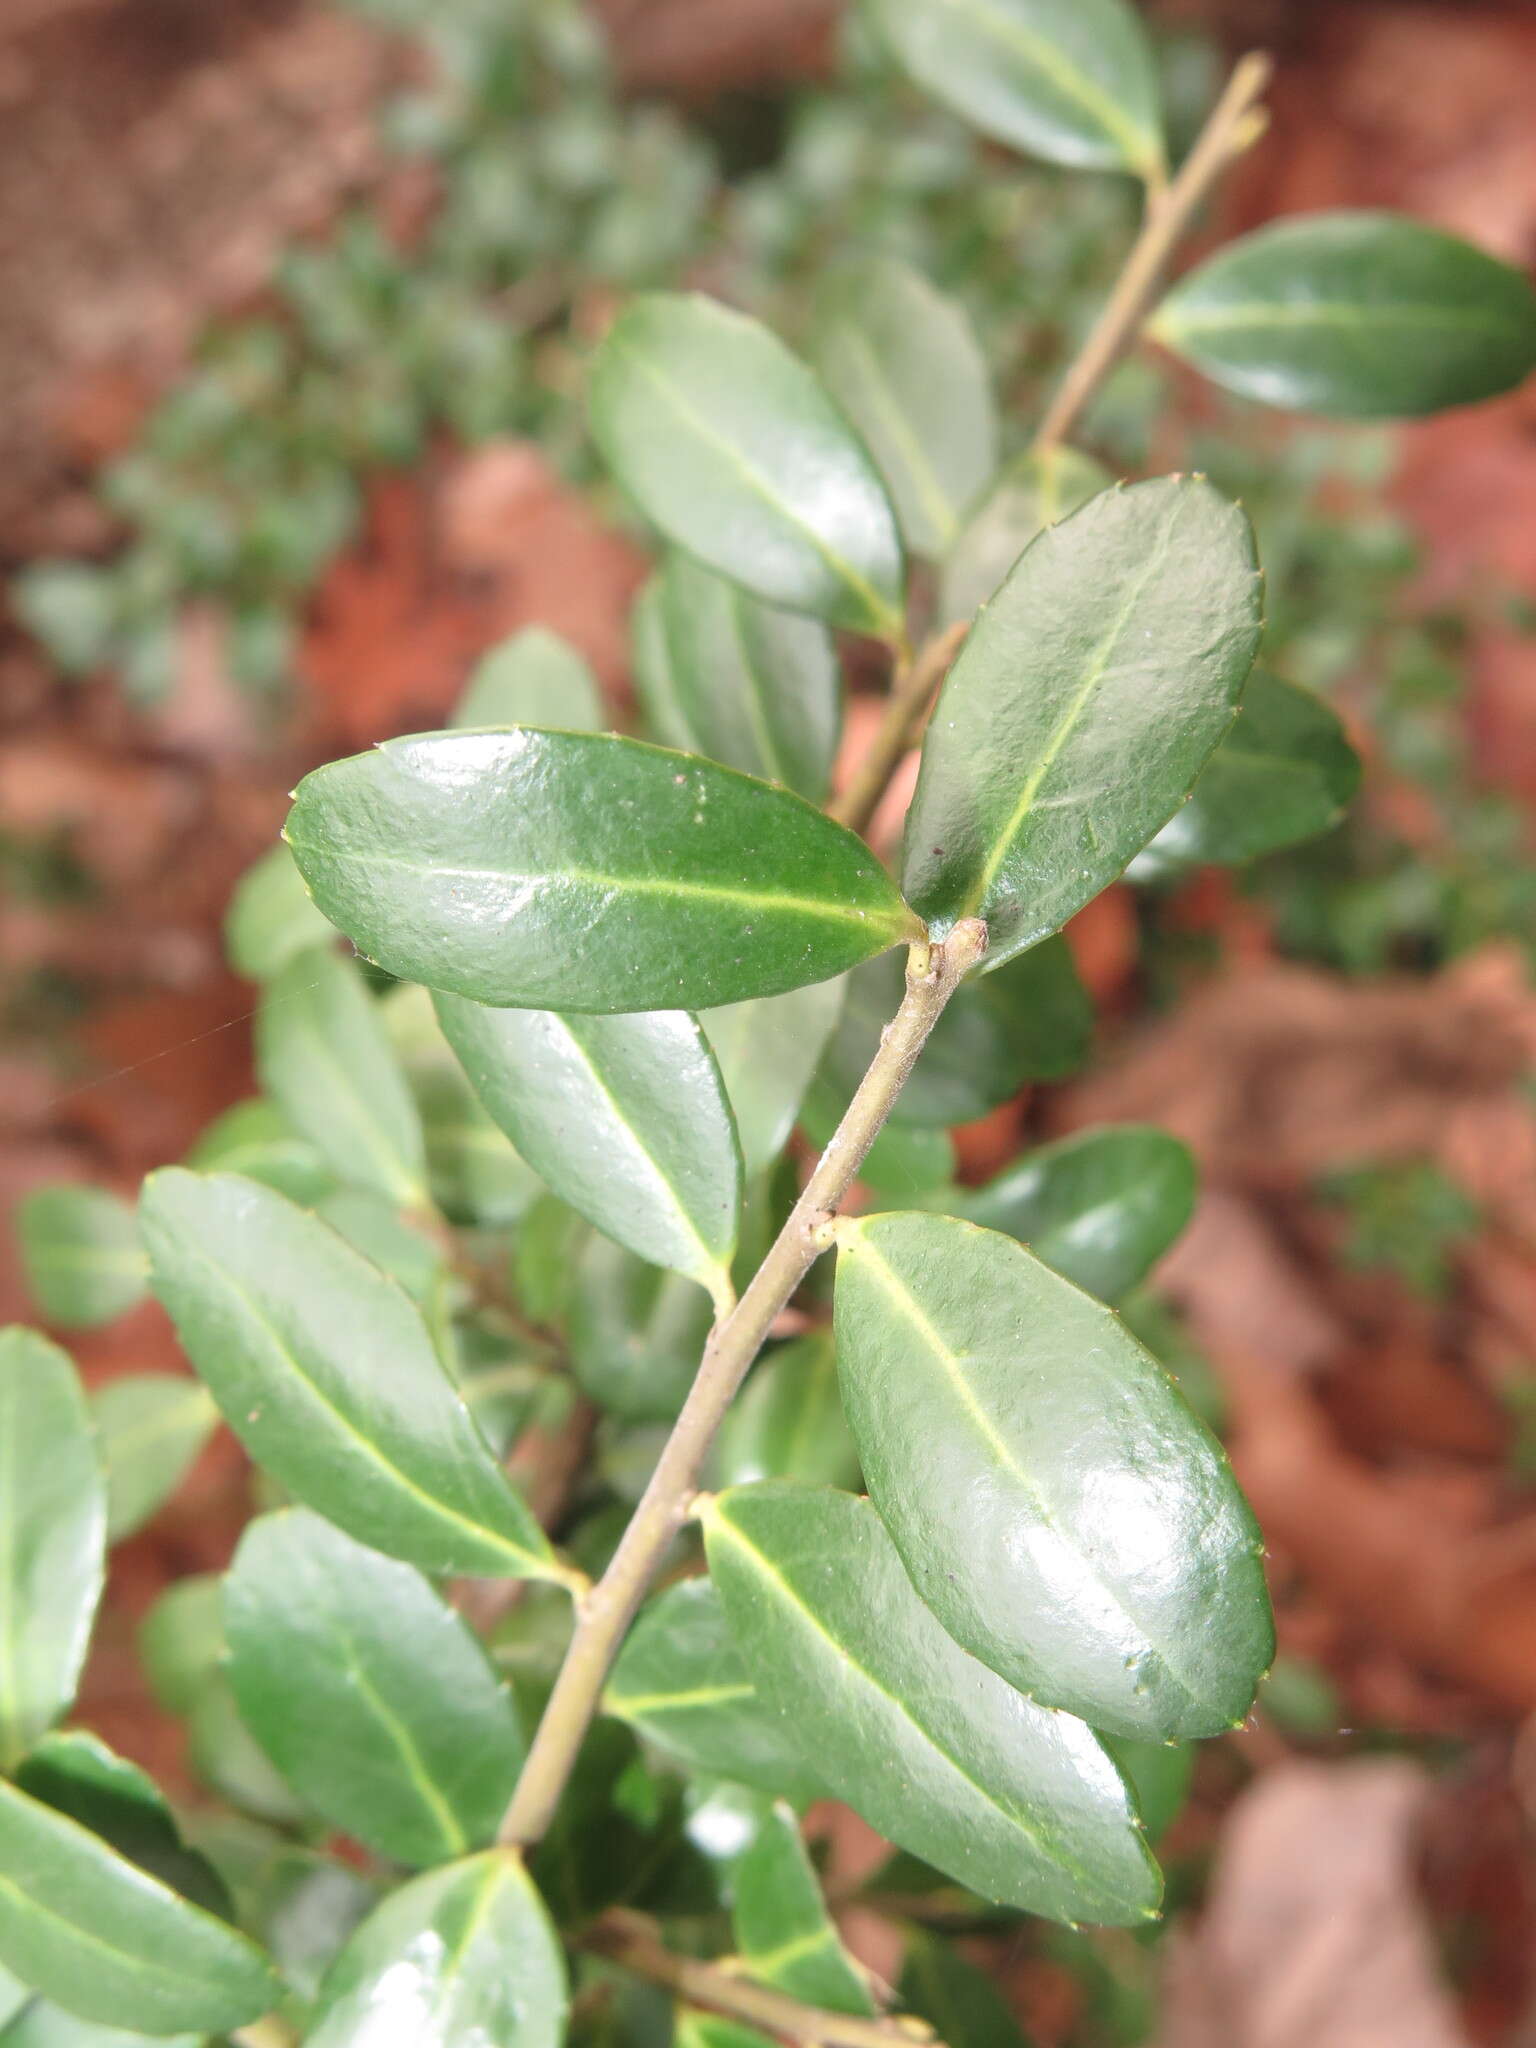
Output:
[
  {"xmin": 835, "ymin": 1212, "xmax": 1273, "ymax": 1738},
  {"xmin": 16, "ymin": 1189, "xmax": 146, "ymax": 1330},
  {"xmin": 91, "ymin": 1375, "xmax": 217, "ymax": 1543},
  {"xmin": 732, "ymin": 1803, "xmax": 875, "ymax": 2015},
  {"xmin": 452, "ymin": 626, "xmax": 605, "ymax": 732},
  {"xmin": 940, "ymin": 446, "xmax": 1109, "ymax": 626},
  {"xmin": 712, "ymin": 1335, "xmax": 859, "ymax": 1491},
  {"xmin": 700, "ymin": 979, "xmax": 845, "ymax": 1179}
]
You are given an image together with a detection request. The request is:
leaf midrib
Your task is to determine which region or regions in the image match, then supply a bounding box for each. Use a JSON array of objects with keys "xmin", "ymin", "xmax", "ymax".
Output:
[
  {"xmin": 942, "ymin": 0, "xmax": 1157, "ymax": 169},
  {"xmin": 1163, "ymin": 298, "xmax": 1527, "ymax": 339}
]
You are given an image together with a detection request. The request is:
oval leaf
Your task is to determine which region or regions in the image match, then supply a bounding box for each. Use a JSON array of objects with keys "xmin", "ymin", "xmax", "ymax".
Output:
[
  {"xmin": 0, "ymin": 1330, "xmax": 104, "ymax": 1769},
  {"xmin": 732, "ymin": 1802, "xmax": 875, "ymax": 2015},
  {"xmin": 712, "ymin": 1334, "xmax": 859, "ymax": 1492},
  {"xmin": 702, "ymin": 1485, "xmax": 1160, "ymax": 1925},
  {"xmin": 834, "ymin": 1212, "xmax": 1273, "ymax": 1739},
  {"xmin": 0, "ymin": 1777, "xmax": 277, "ymax": 2034},
  {"xmin": 902, "ymin": 475, "xmax": 1263, "ymax": 972},
  {"xmin": 17, "ymin": 1188, "xmax": 146, "ymax": 1330},
  {"xmin": 604, "ymin": 1578, "xmax": 824, "ymax": 1804},
  {"xmin": 224, "ymin": 1509, "xmax": 524, "ymax": 1867},
  {"xmin": 0, "ymin": 1997, "xmax": 201, "ymax": 2047},
  {"xmin": 452, "ymin": 626, "xmax": 605, "ymax": 732},
  {"xmin": 863, "ymin": 0, "xmax": 1164, "ymax": 177},
  {"xmin": 305, "ymin": 1850, "xmax": 566, "ymax": 2048},
  {"xmin": 940, "ymin": 446, "xmax": 1110, "ymax": 626},
  {"xmin": 138, "ymin": 1171, "xmax": 561, "ymax": 1583},
  {"xmin": 224, "ymin": 843, "xmax": 336, "ymax": 982},
  {"xmin": 567, "ymin": 1237, "xmax": 714, "ymax": 1423},
  {"xmin": 186, "ymin": 1098, "xmax": 332, "ymax": 1205},
  {"xmin": 435, "ymin": 994, "xmax": 740, "ymax": 1302},
  {"xmin": 700, "ymin": 979, "xmax": 846, "ymax": 1181},
  {"xmin": 1152, "ymin": 211, "xmax": 1536, "ymax": 419},
  {"xmin": 588, "ymin": 292, "xmax": 905, "ymax": 637},
  {"xmin": 91, "ymin": 1374, "xmax": 217, "ymax": 1543},
  {"xmin": 287, "ymin": 728, "xmax": 918, "ymax": 1013},
  {"xmin": 256, "ymin": 950, "xmax": 426, "ymax": 1208},
  {"xmin": 812, "ymin": 255, "xmax": 997, "ymax": 558}
]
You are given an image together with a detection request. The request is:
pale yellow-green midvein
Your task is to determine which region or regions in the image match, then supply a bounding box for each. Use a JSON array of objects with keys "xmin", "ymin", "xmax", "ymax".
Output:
[
  {"xmin": 329, "ymin": 1628, "xmax": 468, "ymax": 1856},
  {"xmin": 948, "ymin": 0, "xmax": 1158, "ymax": 171},
  {"xmin": 1160, "ymin": 299, "xmax": 1523, "ymax": 338},
  {"xmin": 606, "ymin": 1681, "xmax": 757, "ymax": 1716}
]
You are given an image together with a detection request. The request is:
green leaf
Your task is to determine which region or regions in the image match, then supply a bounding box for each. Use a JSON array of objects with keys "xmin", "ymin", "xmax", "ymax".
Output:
[
  {"xmin": 700, "ymin": 980, "xmax": 846, "ymax": 1180},
  {"xmin": 453, "ymin": 626, "xmax": 605, "ymax": 731},
  {"xmin": 899, "ymin": 1931, "xmax": 1028, "ymax": 2048},
  {"xmin": 863, "ymin": 0, "xmax": 1164, "ymax": 177},
  {"xmin": 515, "ymin": 1197, "xmax": 591, "ymax": 1330},
  {"xmin": 633, "ymin": 558, "xmax": 842, "ymax": 802},
  {"xmin": 185, "ymin": 1099, "xmax": 332, "ymax": 1205},
  {"xmin": 186, "ymin": 1680, "xmax": 308, "ymax": 1828},
  {"xmin": 702, "ymin": 1485, "xmax": 1159, "ymax": 1924},
  {"xmin": 0, "ymin": 1331, "xmax": 104, "ymax": 1769},
  {"xmin": 224, "ymin": 843, "xmax": 336, "ymax": 981},
  {"xmin": 435, "ymin": 994, "xmax": 741, "ymax": 1303},
  {"xmin": 0, "ymin": 1778, "xmax": 277, "ymax": 2034},
  {"xmin": 91, "ymin": 1375, "xmax": 217, "ymax": 1542},
  {"xmin": 1101, "ymin": 1735, "xmax": 1191, "ymax": 1844},
  {"xmin": 834, "ymin": 1212, "xmax": 1273, "ymax": 1739},
  {"xmin": 0, "ymin": 1997, "xmax": 202, "ymax": 2047},
  {"xmin": 941, "ymin": 446, "xmax": 1110, "ymax": 626},
  {"xmin": 315, "ymin": 1191, "xmax": 444, "ymax": 1308},
  {"xmin": 139, "ymin": 1171, "xmax": 561, "ymax": 1583},
  {"xmin": 1152, "ymin": 211, "xmax": 1536, "ymax": 419},
  {"xmin": 712, "ymin": 1335, "xmax": 859, "ymax": 1492},
  {"xmin": 731, "ymin": 1802, "xmax": 875, "ymax": 2015},
  {"xmin": 1136, "ymin": 670, "xmax": 1360, "ymax": 873},
  {"xmin": 811, "ymin": 255, "xmax": 997, "ymax": 558},
  {"xmin": 305, "ymin": 1850, "xmax": 566, "ymax": 2048},
  {"xmin": 255, "ymin": 950, "xmax": 427, "ymax": 1207},
  {"xmin": 799, "ymin": 1081, "xmax": 955, "ymax": 1198},
  {"xmin": 287, "ymin": 729, "xmax": 919, "ymax": 1012},
  {"xmin": 604, "ymin": 1578, "xmax": 824, "ymax": 1803},
  {"xmin": 903, "ymin": 476, "xmax": 1263, "ymax": 972},
  {"xmin": 138, "ymin": 1577, "xmax": 223, "ymax": 1717},
  {"xmin": 675, "ymin": 2018, "xmax": 775, "ymax": 2048},
  {"xmin": 224, "ymin": 1509, "xmax": 524, "ymax": 1867},
  {"xmin": 953, "ymin": 1125, "xmax": 1196, "ymax": 1299},
  {"xmin": 588, "ymin": 293, "xmax": 905, "ymax": 637},
  {"xmin": 567, "ymin": 1238, "xmax": 714, "ymax": 1423},
  {"xmin": 16, "ymin": 1189, "xmax": 146, "ymax": 1330}
]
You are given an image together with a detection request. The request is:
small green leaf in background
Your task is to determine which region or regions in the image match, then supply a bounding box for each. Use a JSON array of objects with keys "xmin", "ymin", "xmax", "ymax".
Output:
[
  {"xmin": 834, "ymin": 1212, "xmax": 1273, "ymax": 1739},
  {"xmin": 16, "ymin": 1188, "xmax": 146, "ymax": 1330},
  {"xmin": 256, "ymin": 949, "xmax": 427, "ymax": 1207},
  {"xmin": 731, "ymin": 1802, "xmax": 875, "ymax": 2015},
  {"xmin": 633, "ymin": 557, "xmax": 842, "ymax": 802},
  {"xmin": 604, "ymin": 1578, "xmax": 823, "ymax": 1804},
  {"xmin": 185, "ymin": 1098, "xmax": 332, "ymax": 1205},
  {"xmin": 903, "ymin": 476, "xmax": 1263, "ymax": 973},
  {"xmin": 0, "ymin": 1330, "xmax": 104, "ymax": 1769},
  {"xmin": 588, "ymin": 292, "xmax": 906, "ymax": 638},
  {"xmin": 941, "ymin": 446, "xmax": 1110, "ymax": 626},
  {"xmin": 139, "ymin": 1171, "xmax": 561, "ymax": 1583},
  {"xmin": 514, "ymin": 1196, "xmax": 591, "ymax": 1331},
  {"xmin": 799, "ymin": 1080, "xmax": 956, "ymax": 1200},
  {"xmin": 702, "ymin": 1485, "xmax": 1159, "ymax": 1925},
  {"xmin": 899, "ymin": 1931, "xmax": 1029, "ymax": 2048},
  {"xmin": 224, "ymin": 1510, "xmax": 524, "ymax": 1867},
  {"xmin": 567, "ymin": 1237, "xmax": 715, "ymax": 1423},
  {"xmin": 701, "ymin": 980, "xmax": 845, "ymax": 1180},
  {"xmin": 436, "ymin": 995, "xmax": 741, "ymax": 1306},
  {"xmin": 0, "ymin": 1996, "xmax": 202, "ymax": 2046},
  {"xmin": 91, "ymin": 1375, "xmax": 217, "ymax": 1543},
  {"xmin": 1152, "ymin": 210, "xmax": 1536, "ymax": 418},
  {"xmin": 305, "ymin": 1851, "xmax": 566, "ymax": 2048},
  {"xmin": 224, "ymin": 843, "xmax": 336, "ymax": 982},
  {"xmin": 1135, "ymin": 670, "xmax": 1360, "ymax": 874},
  {"xmin": 287, "ymin": 730, "xmax": 919, "ymax": 1012},
  {"xmin": 863, "ymin": 0, "xmax": 1165, "ymax": 179},
  {"xmin": 712, "ymin": 1335, "xmax": 860, "ymax": 1491},
  {"xmin": 315, "ymin": 1191, "xmax": 444, "ymax": 1309},
  {"xmin": 811, "ymin": 254, "xmax": 997, "ymax": 559},
  {"xmin": 0, "ymin": 1778, "xmax": 277, "ymax": 2034},
  {"xmin": 187, "ymin": 1679, "xmax": 309, "ymax": 1830},
  {"xmin": 953, "ymin": 1124, "xmax": 1197, "ymax": 1300},
  {"xmin": 139, "ymin": 1576, "xmax": 223, "ymax": 1717},
  {"xmin": 452, "ymin": 625, "xmax": 606, "ymax": 731},
  {"xmin": 1102, "ymin": 1735, "xmax": 1192, "ymax": 1844},
  {"xmin": 676, "ymin": 2017, "xmax": 776, "ymax": 2048}
]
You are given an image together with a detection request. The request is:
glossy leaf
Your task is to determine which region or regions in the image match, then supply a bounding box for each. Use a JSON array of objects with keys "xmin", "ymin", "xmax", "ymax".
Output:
[
  {"xmin": 224, "ymin": 1509, "xmax": 524, "ymax": 1866},
  {"xmin": 1102, "ymin": 1735, "xmax": 1192, "ymax": 1844},
  {"xmin": 712, "ymin": 1335, "xmax": 859, "ymax": 1491},
  {"xmin": 186, "ymin": 1679, "xmax": 308, "ymax": 1828},
  {"xmin": 16, "ymin": 1188, "xmax": 146, "ymax": 1330},
  {"xmin": 899, "ymin": 1932, "xmax": 1027, "ymax": 2048},
  {"xmin": 588, "ymin": 292, "xmax": 905, "ymax": 637},
  {"xmin": 701, "ymin": 979, "xmax": 845, "ymax": 1179},
  {"xmin": 605, "ymin": 1578, "xmax": 824, "ymax": 1803},
  {"xmin": 413, "ymin": 1064, "xmax": 544, "ymax": 1226},
  {"xmin": 287, "ymin": 728, "xmax": 918, "ymax": 1012},
  {"xmin": 954, "ymin": 1124, "xmax": 1197, "ymax": 1300},
  {"xmin": 452, "ymin": 625, "xmax": 605, "ymax": 731},
  {"xmin": 1152, "ymin": 211, "xmax": 1536, "ymax": 419},
  {"xmin": 633, "ymin": 557, "xmax": 841, "ymax": 801},
  {"xmin": 903, "ymin": 476, "xmax": 1263, "ymax": 972},
  {"xmin": 0, "ymin": 1330, "xmax": 104, "ymax": 1768},
  {"xmin": 835, "ymin": 1212, "xmax": 1273, "ymax": 1739},
  {"xmin": 255, "ymin": 950, "xmax": 426, "ymax": 1207},
  {"xmin": 315, "ymin": 1191, "xmax": 444, "ymax": 1308},
  {"xmin": 436, "ymin": 993, "xmax": 741, "ymax": 1301},
  {"xmin": 139, "ymin": 1171, "xmax": 560, "ymax": 1582},
  {"xmin": 1137, "ymin": 670, "xmax": 1360, "ymax": 872},
  {"xmin": 91, "ymin": 1374, "xmax": 217, "ymax": 1542},
  {"xmin": 863, "ymin": 0, "xmax": 1164, "ymax": 177},
  {"xmin": 732, "ymin": 1802, "xmax": 875, "ymax": 2015},
  {"xmin": 567, "ymin": 1237, "xmax": 714, "ymax": 1422},
  {"xmin": 0, "ymin": 1998, "xmax": 201, "ymax": 2048},
  {"xmin": 703, "ymin": 1485, "xmax": 1159, "ymax": 1924},
  {"xmin": 185, "ymin": 1099, "xmax": 332, "ymax": 1205},
  {"xmin": 224, "ymin": 843, "xmax": 335, "ymax": 982},
  {"xmin": 138, "ymin": 1577, "xmax": 223, "ymax": 1716},
  {"xmin": 941, "ymin": 446, "xmax": 1110, "ymax": 626},
  {"xmin": 0, "ymin": 1778, "xmax": 277, "ymax": 2034},
  {"xmin": 306, "ymin": 1851, "xmax": 566, "ymax": 2048}
]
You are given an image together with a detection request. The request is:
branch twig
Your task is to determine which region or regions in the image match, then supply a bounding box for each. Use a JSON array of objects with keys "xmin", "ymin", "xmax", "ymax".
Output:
[{"xmin": 829, "ymin": 619, "xmax": 969, "ymax": 838}]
